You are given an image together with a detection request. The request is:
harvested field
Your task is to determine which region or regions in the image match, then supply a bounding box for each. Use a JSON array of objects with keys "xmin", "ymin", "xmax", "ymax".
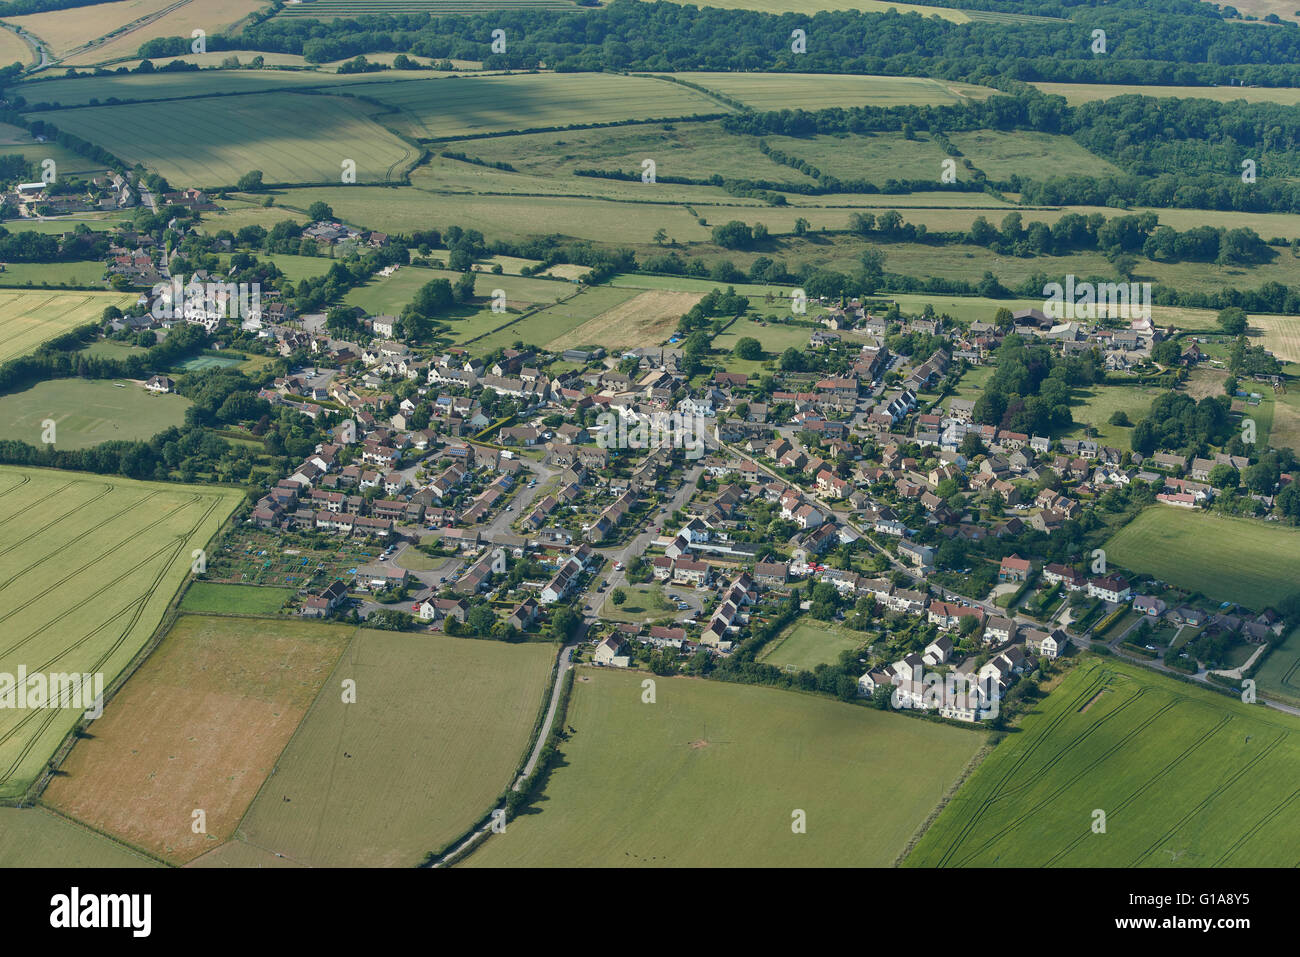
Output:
[{"xmin": 548, "ymin": 290, "xmax": 702, "ymax": 352}]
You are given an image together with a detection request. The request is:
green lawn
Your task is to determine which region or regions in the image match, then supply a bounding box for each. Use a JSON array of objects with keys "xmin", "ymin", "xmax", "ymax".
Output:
[
  {"xmin": 758, "ymin": 620, "xmax": 866, "ymax": 671},
  {"xmin": 1062, "ymin": 383, "xmax": 1161, "ymax": 450},
  {"xmin": 0, "ymin": 378, "xmax": 190, "ymax": 450},
  {"xmin": 601, "ymin": 583, "xmax": 673, "ymax": 623},
  {"xmin": 1105, "ymin": 507, "xmax": 1300, "ymax": 611},
  {"xmin": 464, "ymin": 669, "xmax": 985, "ymax": 867},
  {"xmin": 179, "ymin": 582, "xmax": 296, "ymax": 615},
  {"xmin": 907, "ymin": 657, "xmax": 1300, "ymax": 867}
]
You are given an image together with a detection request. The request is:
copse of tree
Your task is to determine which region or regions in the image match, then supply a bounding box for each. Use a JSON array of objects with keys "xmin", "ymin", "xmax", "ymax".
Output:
[
  {"xmin": 1217, "ymin": 306, "xmax": 1248, "ymax": 335},
  {"xmin": 733, "ymin": 336, "xmax": 762, "ymax": 360},
  {"xmin": 1130, "ymin": 391, "xmax": 1233, "ymax": 456}
]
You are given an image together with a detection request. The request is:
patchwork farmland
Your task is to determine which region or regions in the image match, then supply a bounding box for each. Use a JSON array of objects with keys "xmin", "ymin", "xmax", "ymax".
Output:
[
  {"xmin": 463, "ymin": 669, "xmax": 984, "ymax": 867},
  {"xmin": 907, "ymin": 658, "xmax": 1300, "ymax": 867},
  {"xmin": 0, "ymin": 467, "xmax": 242, "ymax": 801}
]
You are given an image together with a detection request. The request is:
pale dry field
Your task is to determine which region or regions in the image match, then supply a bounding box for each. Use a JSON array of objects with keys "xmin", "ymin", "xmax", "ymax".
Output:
[
  {"xmin": 64, "ymin": 0, "xmax": 270, "ymax": 67},
  {"xmin": 1254, "ymin": 314, "xmax": 1300, "ymax": 363},
  {"xmin": 9, "ymin": 0, "xmax": 177, "ymax": 60},
  {"xmin": 549, "ymin": 290, "xmax": 703, "ymax": 352}
]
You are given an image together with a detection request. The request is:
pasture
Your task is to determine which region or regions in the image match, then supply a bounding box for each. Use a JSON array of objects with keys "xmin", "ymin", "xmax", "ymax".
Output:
[
  {"xmin": 1104, "ymin": 507, "xmax": 1300, "ymax": 611},
  {"xmin": 0, "ymin": 807, "xmax": 158, "ymax": 867},
  {"xmin": 758, "ymin": 620, "xmax": 865, "ymax": 671},
  {"xmin": 0, "ymin": 290, "xmax": 135, "ymax": 363},
  {"xmin": 231, "ymin": 631, "xmax": 555, "ymax": 867},
  {"xmin": 43, "ymin": 615, "xmax": 354, "ymax": 864},
  {"xmin": 0, "ymin": 261, "xmax": 105, "ymax": 287},
  {"xmin": 906, "ymin": 657, "xmax": 1300, "ymax": 867},
  {"xmin": 946, "ymin": 129, "xmax": 1121, "ymax": 181},
  {"xmin": 674, "ymin": 72, "xmax": 994, "ymax": 111},
  {"xmin": 354, "ymin": 72, "xmax": 729, "ymax": 140},
  {"xmin": 0, "ymin": 466, "xmax": 242, "ymax": 801},
  {"xmin": 0, "ymin": 379, "xmax": 189, "ymax": 450},
  {"xmin": 1062, "ymin": 383, "xmax": 1159, "ymax": 450},
  {"xmin": 34, "ymin": 93, "xmax": 416, "ymax": 188},
  {"xmin": 463, "ymin": 669, "xmax": 984, "ymax": 867},
  {"xmin": 178, "ymin": 582, "xmax": 296, "ymax": 615}
]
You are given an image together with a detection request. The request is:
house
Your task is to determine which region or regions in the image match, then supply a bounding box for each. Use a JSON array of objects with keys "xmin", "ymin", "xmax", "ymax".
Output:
[
  {"xmin": 1133, "ymin": 596, "xmax": 1167, "ymax": 618},
  {"xmin": 1043, "ymin": 563, "xmax": 1087, "ymax": 591},
  {"xmin": 145, "ymin": 375, "xmax": 175, "ymax": 394},
  {"xmin": 998, "ymin": 554, "xmax": 1032, "ymax": 583},
  {"xmin": 301, "ymin": 580, "xmax": 348, "ymax": 618},
  {"xmin": 508, "ymin": 597, "xmax": 539, "ymax": 632},
  {"xmin": 922, "ymin": 635, "xmax": 953, "ymax": 666},
  {"xmin": 593, "ymin": 635, "xmax": 630, "ymax": 667},
  {"xmin": 1087, "ymin": 575, "xmax": 1131, "ymax": 603},
  {"xmin": 1024, "ymin": 628, "xmax": 1069, "ymax": 659},
  {"xmin": 754, "ymin": 558, "xmax": 790, "ymax": 586},
  {"xmin": 983, "ymin": 616, "xmax": 1017, "ymax": 644}
]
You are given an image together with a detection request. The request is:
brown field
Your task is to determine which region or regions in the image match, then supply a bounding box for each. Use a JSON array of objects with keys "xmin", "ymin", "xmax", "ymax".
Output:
[
  {"xmin": 9, "ymin": 0, "xmax": 176, "ymax": 60},
  {"xmin": 63, "ymin": 0, "xmax": 269, "ymax": 67},
  {"xmin": 1183, "ymin": 367, "xmax": 1229, "ymax": 401},
  {"xmin": 1254, "ymin": 314, "xmax": 1300, "ymax": 363},
  {"xmin": 43, "ymin": 615, "xmax": 354, "ymax": 865},
  {"xmin": 1034, "ymin": 80, "xmax": 1300, "ymax": 104},
  {"xmin": 548, "ymin": 290, "xmax": 702, "ymax": 352},
  {"xmin": 0, "ymin": 26, "xmax": 33, "ymax": 67}
]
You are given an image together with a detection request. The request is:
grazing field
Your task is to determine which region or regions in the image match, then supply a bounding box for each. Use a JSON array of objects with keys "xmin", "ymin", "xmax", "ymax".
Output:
[
  {"xmin": 907, "ymin": 657, "xmax": 1300, "ymax": 867},
  {"xmin": 0, "ymin": 290, "xmax": 135, "ymax": 363},
  {"xmin": 356, "ymin": 72, "xmax": 729, "ymax": 140},
  {"xmin": 62, "ymin": 0, "xmax": 269, "ymax": 67},
  {"xmin": 345, "ymin": 266, "xmax": 573, "ymax": 317},
  {"xmin": 1269, "ymin": 388, "xmax": 1300, "ymax": 452},
  {"xmin": 43, "ymin": 615, "xmax": 353, "ymax": 864},
  {"xmin": 230, "ymin": 631, "xmax": 555, "ymax": 867},
  {"xmin": 178, "ymin": 582, "xmax": 296, "ymax": 615},
  {"xmin": 1034, "ymin": 81, "xmax": 1300, "ymax": 105},
  {"xmin": 1105, "ymin": 507, "xmax": 1300, "ymax": 611},
  {"xmin": 0, "ymin": 467, "xmax": 242, "ymax": 801},
  {"xmin": 464, "ymin": 669, "xmax": 984, "ymax": 867},
  {"xmin": 34, "ymin": 93, "xmax": 416, "ymax": 188},
  {"xmin": 758, "ymin": 621, "xmax": 865, "ymax": 671},
  {"xmin": 0, "ymin": 261, "xmax": 106, "ymax": 287},
  {"xmin": 0, "ymin": 807, "xmax": 158, "ymax": 867},
  {"xmin": 674, "ymin": 72, "xmax": 993, "ymax": 111},
  {"xmin": 1253, "ymin": 314, "xmax": 1300, "ymax": 363},
  {"xmin": 0, "ymin": 379, "xmax": 190, "ymax": 450},
  {"xmin": 547, "ymin": 289, "xmax": 702, "ymax": 352},
  {"xmin": 762, "ymin": 131, "xmax": 957, "ymax": 184},
  {"xmin": 947, "ymin": 129, "xmax": 1121, "ymax": 181},
  {"xmin": 1254, "ymin": 627, "xmax": 1300, "ymax": 708}
]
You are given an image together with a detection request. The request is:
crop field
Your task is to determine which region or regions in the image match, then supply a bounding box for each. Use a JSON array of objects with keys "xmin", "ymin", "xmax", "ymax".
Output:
[
  {"xmin": 1268, "ymin": 388, "xmax": 1300, "ymax": 452},
  {"xmin": 178, "ymin": 582, "xmax": 296, "ymax": 615},
  {"xmin": 464, "ymin": 669, "xmax": 984, "ymax": 867},
  {"xmin": 1253, "ymin": 314, "xmax": 1300, "ymax": 364},
  {"xmin": 547, "ymin": 289, "xmax": 702, "ymax": 352},
  {"xmin": 1105, "ymin": 507, "xmax": 1300, "ymax": 611},
  {"xmin": 454, "ymin": 284, "xmax": 638, "ymax": 353},
  {"xmin": 0, "ymin": 27, "xmax": 33, "ymax": 68},
  {"xmin": 62, "ymin": 0, "xmax": 269, "ymax": 67},
  {"xmin": 230, "ymin": 631, "xmax": 555, "ymax": 867},
  {"xmin": 0, "ymin": 379, "xmax": 190, "ymax": 450},
  {"xmin": 277, "ymin": 0, "xmax": 579, "ymax": 15},
  {"xmin": 43, "ymin": 615, "xmax": 353, "ymax": 864},
  {"xmin": 0, "ymin": 467, "xmax": 242, "ymax": 801},
  {"xmin": 356, "ymin": 72, "xmax": 729, "ymax": 140},
  {"xmin": 346, "ymin": 266, "xmax": 574, "ymax": 318},
  {"xmin": 946, "ymin": 130, "xmax": 1122, "ymax": 181},
  {"xmin": 762, "ymin": 131, "xmax": 959, "ymax": 184},
  {"xmin": 1254, "ymin": 627, "xmax": 1300, "ymax": 708},
  {"xmin": 7, "ymin": 0, "xmax": 178, "ymax": 60},
  {"xmin": 0, "ymin": 290, "xmax": 134, "ymax": 363},
  {"xmin": 652, "ymin": 0, "xmax": 972, "ymax": 18},
  {"xmin": 758, "ymin": 621, "xmax": 865, "ymax": 671},
  {"xmin": 0, "ymin": 807, "xmax": 158, "ymax": 867},
  {"xmin": 674, "ymin": 73, "xmax": 994, "ymax": 111},
  {"xmin": 1033, "ymin": 81, "xmax": 1300, "ymax": 105},
  {"xmin": 34, "ymin": 93, "xmax": 416, "ymax": 188},
  {"xmin": 907, "ymin": 657, "xmax": 1300, "ymax": 867}
]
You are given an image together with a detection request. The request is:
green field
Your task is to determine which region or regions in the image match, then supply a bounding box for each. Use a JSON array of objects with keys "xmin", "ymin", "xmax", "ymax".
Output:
[
  {"xmin": 229, "ymin": 631, "xmax": 556, "ymax": 866},
  {"xmin": 673, "ymin": 72, "xmax": 993, "ymax": 111},
  {"xmin": 1063, "ymin": 383, "xmax": 1160, "ymax": 450},
  {"xmin": 1253, "ymin": 626, "xmax": 1300, "ymax": 708},
  {"xmin": 1105, "ymin": 507, "xmax": 1300, "ymax": 611},
  {"xmin": 0, "ymin": 466, "xmax": 242, "ymax": 800},
  {"xmin": 907, "ymin": 657, "xmax": 1300, "ymax": 866},
  {"xmin": 0, "ymin": 290, "xmax": 136, "ymax": 363},
  {"xmin": 179, "ymin": 582, "xmax": 296, "ymax": 615},
  {"xmin": 464, "ymin": 669, "xmax": 984, "ymax": 867},
  {"xmin": 462, "ymin": 284, "xmax": 637, "ymax": 353},
  {"xmin": 34, "ymin": 92, "xmax": 417, "ymax": 188},
  {"xmin": 0, "ymin": 379, "xmax": 190, "ymax": 450},
  {"xmin": 0, "ymin": 807, "xmax": 158, "ymax": 867},
  {"xmin": 947, "ymin": 129, "xmax": 1121, "ymax": 182},
  {"xmin": 758, "ymin": 620, "xmax": 866, "ymax": 671},
  {"xmin": 0, "ymin": 261, "xmax": 106, "ymax": 287}
]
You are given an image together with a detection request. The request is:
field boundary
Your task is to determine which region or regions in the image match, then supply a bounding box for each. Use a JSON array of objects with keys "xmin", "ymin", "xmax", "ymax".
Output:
[{"xmin": 895, "ymin": 738, "xmax": 996, "ymax": 867}]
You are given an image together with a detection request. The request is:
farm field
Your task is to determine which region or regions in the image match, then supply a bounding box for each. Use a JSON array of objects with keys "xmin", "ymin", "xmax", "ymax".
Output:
[
  {"xmin": 1268, "ymin": 387, "xmax": 1300, "ymax": 452},
  {"xmin": 1105, "ymin": 507, "xmax": 1300, "ymax": 611},
  {"xmin": 1061, "ymin": 383, "xmax": 1160, "ymax": 450},
  {"xmin": 0, "ymin": 466, "xmax": 242, "ymax": 800},
  {"xmin": 673, "ymin": 72, "xmax": 994, "ymax": 110},
  {"xmin": 346, "ymin": 266, "xmax": 574, "ymax": 318},
  {"xmin": 277, "ymin": 0, "xmax": 579, "ymax": 15},
  {"xmin": 454, "ymin": 284, "xmax": 637, "ymax": 353},
  {"xmin": 464, "ymin": 668, "xmax": 984, "ymax": 867},
  {"xmin": 230, "ymin": 631, "xmax": 555, "ymax": 867},
  {"xmin": 761, "ymin": 131, "xmax": 958, "ymax": 184},
  {"xmin": 1033, "ymin": 81, "xmax": 1300, "ymax": 105},
  {"xmin": 357, "ymin": 72, "xmax": 730, "ymax": 140},
  {"xmin": 1254, "ymin": 626, "xmax": 1300, "ymax": 708},
  {"xmin": 0, "ymin": 25, "xmax": 33, "ymax": 67},
  {"xmin": 1253, "ymin": 314, "xmax": 1300, "ymax": 363},
  {"xmin": 34, "ymin": 93, "xmax": 416, "ymax": 188},
  {"xmin": 61, "ymin": 0, "xmax": 269, "ymax": 67},
  {"xmin": 547, "ymin": 289, "xmax": 702, "ymax": 352},
  {"xmin": 758, "ymin": 620, "xmax": 865, "ymax": 671},
  {"xmin": 0, "ymin": 290, "xmax": 134, "ymax": 363},
  {"xmin": 947, "ymin": 129, "xmax": 1122, "ymax": 181},
  {"xmin": 0, "ymin": 261, "xmax": 105, "ymax": 287},
  {"xmin": 0, "ymin": 807, "xmax": 158, "ymax": 867},
  {"xmin": 6, "ymin": 0, "xmax": 177, "ymax": 60},
  {"xmin": 43, "ymin": 615, "xmax": 354, "ymax": 864},
  {"xmin": 178, "ymin": 582, "xmax": 296, "ymax": 615},
  {"xmin": 906, "ymin": 657, "xmax": 1300, "ymax": 867},
  {"xmin": 0, "ymin": 379, "xmax": 189, "ymax": 450}
]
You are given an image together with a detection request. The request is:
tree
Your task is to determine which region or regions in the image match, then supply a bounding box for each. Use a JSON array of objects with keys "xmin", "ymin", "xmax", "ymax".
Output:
[
  {"xmin": 611, "ymin": 587, "xmax": 626, "ymax": 606},
  {"xmin": 1207, "ymin": 463, "xmax": 1240, "ymax": 489},
  {"xmin": 653, "ymin": 228, "xmax": 667, "ymax": 245},
  {"xmin": 236, "ymin": 170, "xmax": 264, "ymax": 192},
  {"xmin": 1217, "ymin": 306, "xmax": 1248, "ymax": 336},
  {"xmin": 733, "ymin": 336, "xmax": 762, "ymax": 360},
  {"xmin": 1108, "ymin": 410, "xmax": 1132, "ymax": 427},
  {"xmin": 307, "ymin": 201, "xmax": 334, "ymax": 222}
]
